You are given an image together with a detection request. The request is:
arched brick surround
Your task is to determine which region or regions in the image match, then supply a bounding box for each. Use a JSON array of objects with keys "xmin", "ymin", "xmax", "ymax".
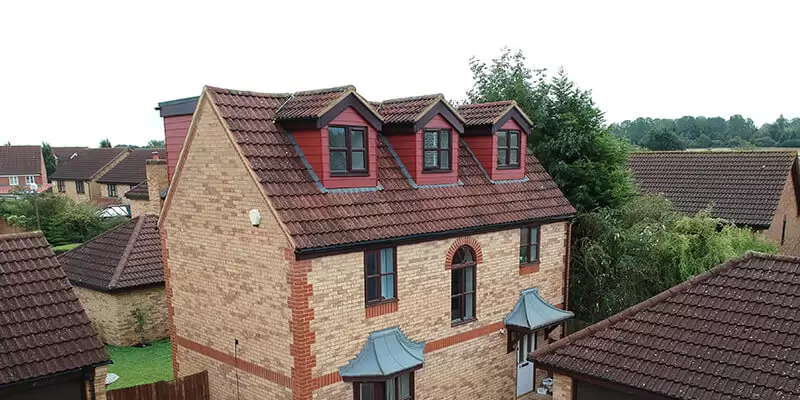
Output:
[{"xmin": 445, "ymin": 237, "xmax": 484, "ymax": 269}]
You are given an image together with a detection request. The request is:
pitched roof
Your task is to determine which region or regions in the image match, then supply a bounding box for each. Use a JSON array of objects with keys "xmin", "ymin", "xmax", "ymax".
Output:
[
  {"xmin": 97, "ymin": 148, "xmax": 165, "ymax": 184},
  {"xmin": 339, "ymin": 327, "xmax": 425, "ymax": 380},
  {"xmin": 375, "ymin": 94, "xmax": 465, "ymax": 133},
  {"xmin": 125, "ymin": 181, "xmax": 149, "ymax": 200},
  {"xmin": 457, "ymin": 100, "xmax": 533, "ymax": 127},
  {"xmin": 629, "ymin": 151, "xmax": 798, "ymax": 227},
  {"xmin": 504, "ymin": 288, "xmax": 573, "ymax": 331},
  {"xmin": 52, "ymin": 147, "xmax": 88, "ymax": 161},
  {"xmin": 0, "ymin": 145, "xmax": 42, "ymax": 175},
  {"xmin": 58, "ymin": 215, "xmax": 163, "ymax": 291},
  {"xmin": 50, "ymin": 148, "xmax": 128, "ymax": 181},
  {"xmin": 0, "ymin": 231, "xmax": 108, "ymax": 385},
  {"xmin": 533, "ymin": 252, "xmax": 800, "ymax": 400},
  {"xmin": 204, "ymin": 86, "xmax": 575, "ymax": 253}
]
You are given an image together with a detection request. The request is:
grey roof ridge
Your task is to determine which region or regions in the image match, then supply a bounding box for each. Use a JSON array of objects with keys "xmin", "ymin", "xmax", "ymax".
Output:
[
  {"xmin": 107, "ymin": 215, "xmax": 146, "ymax": 290},
  {"xmin": 532, "ymin": 251, "xmax": 778, "ymax": 364},
  {"xmin": 90, "ymin": 148, "xmax": 131, "ymax": 180}
]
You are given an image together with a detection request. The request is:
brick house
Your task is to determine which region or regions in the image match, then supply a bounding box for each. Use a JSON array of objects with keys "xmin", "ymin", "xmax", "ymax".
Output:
[
  {"xmin": 0, "ymin": 145, "xmax": 49, "ymax": 195},
  {"xmin": 58, "ymin": 214, "xmax": 167, "ymax": 346},
  {"xmin": 123, "ymin": 154, "xmax": 169, "ymax": 217},
  {"xmin": 629, "ymin": 150, "xmax": 800, "ymax": 254},
  {"xmin": 533, "ymin": 252, "xmax": 800, "ymax": 400},
  {"xmin": 95, "ymin": 148, "xmax": 166, "ymax": 204},
  {"xmin": 0, "ymin": 231, "xmax": 109, "ymax": 400},
  {"xmin": 51, "ymin": 147, "xmax": 129, "ymax": 203},
  {"xmin": 160, "ymin": 85, "xmax": 576, "ymax": 400}
]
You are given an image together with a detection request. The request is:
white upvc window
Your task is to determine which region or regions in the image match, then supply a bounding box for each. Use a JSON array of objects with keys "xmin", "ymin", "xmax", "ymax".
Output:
[
  {"xmin": 9, "ymin": 176, "xmax": 19, "ymax": 186},
  {"xmin": 25, "ymin": 176, "xmax": 35, "ymax": 185}
]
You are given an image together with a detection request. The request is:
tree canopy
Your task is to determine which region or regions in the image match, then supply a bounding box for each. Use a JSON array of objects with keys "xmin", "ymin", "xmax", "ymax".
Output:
[
  {"xmin": 99, "ymin": 138, "xmax": 112, "ymax": 148},
  {"xmin": 41, "ymin": 142, "xmax": 57, "ymax": 177}
]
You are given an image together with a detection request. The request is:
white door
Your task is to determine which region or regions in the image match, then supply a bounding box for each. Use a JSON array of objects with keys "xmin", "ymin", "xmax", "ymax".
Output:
[{"xmin": 515, "ymin": 332, "xmax": 535, "ymax": 396}]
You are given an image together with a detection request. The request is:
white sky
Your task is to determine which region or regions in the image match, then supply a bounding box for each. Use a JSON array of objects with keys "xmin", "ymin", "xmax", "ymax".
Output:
[{"xmin": 1, "ymin": 0, "xmax": 798, "ymax": 147}]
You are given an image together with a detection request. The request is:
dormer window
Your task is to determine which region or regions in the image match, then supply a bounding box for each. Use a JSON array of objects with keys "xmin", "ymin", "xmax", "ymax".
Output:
[
  {"xmin": 497, "ymin": 130, "xmax": 520, "ymax": 169},
  {"xmin": 329, "ymin": 126, "xmax": 368, "ymax": 175},
  {"xmin": 423, "ymin": 129, "xmax": 451, "ymax": 171}
]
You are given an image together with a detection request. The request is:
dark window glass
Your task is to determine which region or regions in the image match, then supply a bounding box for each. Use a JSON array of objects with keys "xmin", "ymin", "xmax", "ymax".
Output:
[
  {"xmin": 108, "ymin": 184, "xmax": 117, "ymax": 197},
  {"xmin": 353, "ymin": 373, "xmax": 414, "ymax": 400},
  {"xmin": 57, "ymin": 180, "xmax": 65, "ymax": 193},
  {"xmin": 497, "ymin": 130, "xmax": 521, "ymax": 168},
  {"xmin": 75, "ymin": 181, "xmax": 85, "ymax": 194},
  {"xmin": 422, "ymin": 129, "xmax": 451, "ymax": 171},
  {"xmin": 365, "ymin": 248, "xmax": 397, "ymax": 304},
  {"xmin": 329, "ymin": 126, "xmax": 368, "ymax": 174},
  {"xmin": 451, "ymin": 245, "xmax": 477, "ymax": 324},
  {"xmin": 519, "ymin": 226, "xmax": 540, "ymax": 264}
]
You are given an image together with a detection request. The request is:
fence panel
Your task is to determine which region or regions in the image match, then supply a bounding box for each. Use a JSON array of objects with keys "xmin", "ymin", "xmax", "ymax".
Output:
[{"xmin": 107, "ymin": 371, "xmax": 208, "ymax": 400}]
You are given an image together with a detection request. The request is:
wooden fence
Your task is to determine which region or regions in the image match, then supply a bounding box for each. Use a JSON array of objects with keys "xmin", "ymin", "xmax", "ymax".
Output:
[{"xmin": 107, "ymin": 371, "xmax": 209, "ymax": 400}]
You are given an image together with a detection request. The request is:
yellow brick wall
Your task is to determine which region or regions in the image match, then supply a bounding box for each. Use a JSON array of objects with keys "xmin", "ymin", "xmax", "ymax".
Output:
[
  {"xmin": 553, "ymin": 373, "xmax": 572, "ymax": 400},
  {"xmin": 764, "ymin": 174, "xmax": 800, "ymax": 255},
  {"xmin": 99, "ymin": 183, "xmax": 133, "ymax": 203},
  {"xmin": 74, "ymin": 285, "xmax": 168, "ymax": 346},
  {"xmin": 58, "ymin": 179, "xmax": 91, "ymax": 202},
  {"xmin": 308, "ymin": 222, "xmax": 567, "ymax": 398},
  {"xmin": 129, "ymin": 198, "xmax": 150, "ymax": 218},
  {"xmin": 162, "ymin": 99, "xmax": 293, "ymax": 399},
  {"xmin": 90, "ymin": 365, "xmax": 108, "ymax": 400}
]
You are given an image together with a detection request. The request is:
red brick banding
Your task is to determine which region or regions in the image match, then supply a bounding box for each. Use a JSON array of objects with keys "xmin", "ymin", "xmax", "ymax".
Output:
[
  {"xmin": 424, "ymin": 321, "xmax": 504, "ymax": 353},
  {"xmin": 312, "ymin": 371, "xmax": 343, "ymax": 389},
  {"xmin": 286, "ymin": 248, "xmax": 315, "ymax": 400},
  {"xmin": 160, "ymin": 227, "xmax": 179, "ymax": 379},
  {"xmin": 444, "ymin": 237, "xmax": 484, "ymax": 269},
  {"xmin": 365, "ymin": 301, "xmax": 398, "ymax": 318},
  {"xmin": 519, "ymin": 263, "xmax": 540, "ymax": 275}
]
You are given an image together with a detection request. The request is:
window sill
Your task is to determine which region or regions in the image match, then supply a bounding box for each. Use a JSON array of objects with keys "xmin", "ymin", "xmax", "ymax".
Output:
[
  {"xmin": 422, "ymin": 168, "xmax": 452, "ymax": 174},
  {"xmin": 519, "ymin": 262, "xmax": 540, "ymax": 275},
  {"xmin": 331, "ymin": 171, "xmax": 369, "ymax": 177},
  {"xmin": 450, "ymin": 317, "xmax": 477, "ymax": 328},
  {"xmin": 365, "ymin": 299, "xmax": 398, "ymax": 318},
  {"xmin": 497, "ymin": 165, "xmax": 521, "ymax": 170}
]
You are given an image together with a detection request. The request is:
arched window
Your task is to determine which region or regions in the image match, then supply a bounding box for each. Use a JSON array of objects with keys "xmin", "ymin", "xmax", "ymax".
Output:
[{"xmin": 450, "ymin": 245, "xmax": 477, "ymax": 325}]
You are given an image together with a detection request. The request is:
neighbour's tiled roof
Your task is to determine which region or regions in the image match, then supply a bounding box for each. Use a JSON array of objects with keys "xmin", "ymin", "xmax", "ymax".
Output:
[
  {"xmin": 533, "ymin": 252, "xmax": 800, "ymax": 400},
  {"xmin": 52, "ymin": 147, "xmax": 88, "ymax": 161},
  {"xmin": 0, "ymin": 231, "xmax": 108, "ymax": 385},
  {"xmin": 125, "ymin": 181, "xmax": 149, "ymax": 200},
  {"xmin": 629, "ymin": 151, "xmax": 798, "ymax": 227},
  {"xmin": 206, "ymin": 86, "xmax": 575, "ymax": 251},
  {"xmin": 97, "ymin": 148, "xmax": 165, "ymax": 184},
  {"xmin": 375, "ymin": 94, "xmax": 444, "ymax": 124},
  {"xmin": 457, "ymin": 100, "xmax": 533, "ymax": 126},
  {"xmin": 58, "ymin": 215, "xmax": 163, "ymax": 291},
  {"xmin": 274, "ymin": 86, "xmax": 352, "ymax": 121},
  {"xmin": 50, "ymin": 148, "xmax": 128, "ymax": 181},
  {"xmin": 0, "ymin": 145, "xmax": 42, "ymax": 175}
]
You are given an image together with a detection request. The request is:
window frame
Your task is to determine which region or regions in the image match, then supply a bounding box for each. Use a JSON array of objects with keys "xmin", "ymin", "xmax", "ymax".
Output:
[
  {"xmin": 422, "ymin": 129, "xmax": 452, "ymax": 172},
  {"xmin": 107, "ymin": 184, "xmax": 118, "ymax": 197},
  {"xmin": 57, "ymin": 180, "xmax": 65, "ymax": 193},
  {"xmin": 450, "ymin": 246, "xmax": 477, "ymax": 326},
  {"xmin": 8, "ymin": 176, "xmax": 19, "ymax": 186},
  {"xmin": 329, "ymin": 125, "xmax": 369, "ymax": 176},
  {"xmin": 353, "ymin": 372, "xmax": 415, "ymax": 400},
  {"xmin": 364, "ymin": 247, "xmax": 398, "ymax": 306},
  {"xmin": 75, "ymin": 181, "xmax": 85, "ymax": 194},
  {"xmin": 24, "ymin": 176, "xmax": 35, "ymax": 185},
  {"xmin": 519, "ymin": 226, "xmax": 541, "ymax": 265},
  {"xmin": 496, "ymin": 130, "xmax": 521, "ymax": 169}
]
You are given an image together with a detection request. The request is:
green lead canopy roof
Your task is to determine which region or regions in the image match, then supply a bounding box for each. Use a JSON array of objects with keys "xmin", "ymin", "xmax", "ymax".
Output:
[
  {"xmin": 339, "ymin": 327, "xmax": 425, "ymax": 380},
  {"xmin": 504, "ymin": 288, "xmax": 573, "ymax": 331}
]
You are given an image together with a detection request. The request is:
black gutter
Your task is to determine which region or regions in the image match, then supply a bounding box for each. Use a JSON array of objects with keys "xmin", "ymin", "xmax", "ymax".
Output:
[{"xmin": 294, "ymin": 213, "xmax": 575, "ymax": 260}]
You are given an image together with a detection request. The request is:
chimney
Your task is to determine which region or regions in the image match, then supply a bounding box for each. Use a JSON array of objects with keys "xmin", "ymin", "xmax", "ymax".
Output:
[
  {"xmin": 155, "ymin": 96, "xmax": 199, "ymax": 183},
  {"xmin": 145, "ymin": 157, "xmax": 168, "ymax": 213}
]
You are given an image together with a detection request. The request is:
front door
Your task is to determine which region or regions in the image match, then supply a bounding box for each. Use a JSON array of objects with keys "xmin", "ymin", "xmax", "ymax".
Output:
[{"xmin": 515, "ymin": 332, "xmax": 535, "ymax": 396}]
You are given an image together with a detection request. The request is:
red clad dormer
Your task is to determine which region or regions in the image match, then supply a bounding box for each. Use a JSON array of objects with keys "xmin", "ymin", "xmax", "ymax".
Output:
[
  {"xmin": 457, "ymin": 101, "xmax": 533, "ymax": 181},
  {"xmin": 377, "ymin": 95, "xmax": 465, "ymax": 186},
  {"xmin": 276, "ymin": 86, "xmax": 383, "ymax": 189}
]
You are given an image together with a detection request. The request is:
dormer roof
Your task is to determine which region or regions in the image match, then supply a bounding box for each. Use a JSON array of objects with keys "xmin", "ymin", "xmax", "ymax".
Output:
[
  {"xmin": 376, "ymin": 94, "xmax": 464, "ymax": 133},
  {"xmin": 457, "ymin": 100, "xmax": 533, "ymax": 135},
  {"xmin": 274, "ymin": 85, "xmax": 383, "ymax": 130}
]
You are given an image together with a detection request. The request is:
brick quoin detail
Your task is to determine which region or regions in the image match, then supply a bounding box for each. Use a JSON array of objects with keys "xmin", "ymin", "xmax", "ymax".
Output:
[
  {"xmin": 160, "ymin": 228, "xmax": 179, "ymax": 379},
  {"xmin": 444, "ymin": 236, "xmax": 484, "ymax": 269},
  {"xmin": 365, "ymin": 300, "xmax": 398, "ymax": 318},
  {"xmin": 176, "ymin": 336, "xmax": 292, "ymax": 387},
  {"xmin": 286, "ymin": 248, "xmax": 315, "ymax": 400}
]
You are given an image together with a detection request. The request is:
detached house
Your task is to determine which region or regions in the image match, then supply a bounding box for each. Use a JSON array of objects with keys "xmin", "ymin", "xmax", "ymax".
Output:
[
  {"xmin": 161, "ymin": 85, "xmax": 575, "ymax": 400},
  {"xmin": 629, "ymin": 151, "xmax": 800, "ymax": 254},
  {"xmin": 0, "ymin": 145, "xmax": 49, "ymax": 195},
  {"xmin": 51, "ymin": 148, "xmax": 129, "ymax": 203}
]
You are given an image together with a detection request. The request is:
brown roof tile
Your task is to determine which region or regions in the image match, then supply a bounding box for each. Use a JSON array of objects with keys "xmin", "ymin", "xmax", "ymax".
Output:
[
  {"xmin": 0, "ymin": 231, "xmax": 108, "ymax": 385},
  {"xmin": 50, "ymin": 148, "xmax": 128, "ymax": 181},
  {"xmin": 533, "ymin": 252, "xmax": 800, "ymax": 400},
  {"xmin": 375, "ymin": 94, "xmax": 443, "ymax": 124},
  {"xmin": 97, "ymin": 148, "xmax": 165, "ymax": 184},
  {"xmin": 0, "ymin": 145, "xmax": 42, "ymax": 176},
  {"xmin": 457, "ymin": 100, "xmax": 533, "ymax": 127},
  {"xmin": 629, "ymin": 151, "xmax": 798, "ymax": 227},
  {"xmin": 124, "ymin": 181, "xmax": 149, "ymax": 200},
  {"xmin": 52, "ymin": 147, "xmax": 88, "ymax": 162},
  {"xmin": 58, "ymin": 215, "xmax": 163, "ymax": 291},
  {"xmin": 274, "ymin": 86, "xmax": 351, "ymax": 121},
  {"xmin": 205, "ymin": 86, "xmax": 575, "ymax": 252}
]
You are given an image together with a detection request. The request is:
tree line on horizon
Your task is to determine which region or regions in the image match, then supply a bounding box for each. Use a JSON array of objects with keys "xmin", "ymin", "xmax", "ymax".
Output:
[{"xmin": 610, "ymin": 115, "xmax": 800, "ymax": 150}]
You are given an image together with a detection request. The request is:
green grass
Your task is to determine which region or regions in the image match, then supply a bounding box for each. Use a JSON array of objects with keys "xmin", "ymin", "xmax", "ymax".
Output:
[
  {"xmin": 106, "ymin": 339, "xmax": 173, "ymax": 390},
  {"xmin": 52, "ymin": 243, "xmax": 81, "ymax": 254}
]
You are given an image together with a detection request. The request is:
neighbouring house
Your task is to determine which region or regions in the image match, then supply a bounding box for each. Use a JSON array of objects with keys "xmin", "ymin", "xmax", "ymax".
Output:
[
  {"xmin": 58, "ymin": 214, "xmax": 167, "ymax": 346},
  {"xmin": 0, "ymin": 145, "xmax": 50, "ymax": 195},
  {"xmin": 160, "ymin": 85, "xmax": 576, "ymax": 400},
  {"xmin": 533, "ymin": 251, "xmax": 800, "ymax": 400},
  {"xmin": 0, "ymin": 231, "xmax": 109, "ymax": 400},
  {"xmin": 94, "ymin": 148, "xmax": 166, "ymax": 206},
  {"xmin": 155, "ymin": 96, "xmax": 199, "ymax": 181},
  {"xmin": 123, "ymin": 154, "xmax": 169, "ymax": 217},
  {"xmin": 51, "ymin": 147, "xmax": 129, "ymax": 203},
  {"xmin": 629, "ymin": 150, "xmax": 800, "ymax": 255},
  {"xmin": 52, "ymin": 146, "xmax": 89, "ymax": 165}
]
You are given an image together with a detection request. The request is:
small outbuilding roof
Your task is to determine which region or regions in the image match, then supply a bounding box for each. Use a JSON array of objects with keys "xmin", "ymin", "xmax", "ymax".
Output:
[
  {"xmin": 339, "ymin": 327, "xmax": 425, "ymax": 380},
  {"xmin": 504, "ymin": 288, "xmax": 573, "ymax": 331}
]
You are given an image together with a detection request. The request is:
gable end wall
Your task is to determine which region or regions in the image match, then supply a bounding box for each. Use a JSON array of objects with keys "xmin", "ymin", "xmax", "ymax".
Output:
[{"xmin": 765, "ymin": 173, "xmax": 800, "ymax": 256}]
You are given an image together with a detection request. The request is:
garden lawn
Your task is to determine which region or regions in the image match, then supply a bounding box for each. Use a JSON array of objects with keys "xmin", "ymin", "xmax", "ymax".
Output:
[{"xmin": 106, "ymin": 339, "xmax": 173, "ymax": 390}]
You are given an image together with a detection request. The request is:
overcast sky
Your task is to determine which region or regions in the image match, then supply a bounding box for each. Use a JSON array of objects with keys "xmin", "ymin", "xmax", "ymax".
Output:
[{"xmin": 2, "ymin": 0, "xmax": 798, "ymax": 147}]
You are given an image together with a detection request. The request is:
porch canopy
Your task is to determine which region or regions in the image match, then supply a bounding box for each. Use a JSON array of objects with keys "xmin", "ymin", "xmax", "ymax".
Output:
[
  {"xmin": 339, "ymin": 327, "xmax": 425, "ymax": 381},
  {"xmin": 504, "ymin": 288, "xmax": 573, "ymax": 352}
]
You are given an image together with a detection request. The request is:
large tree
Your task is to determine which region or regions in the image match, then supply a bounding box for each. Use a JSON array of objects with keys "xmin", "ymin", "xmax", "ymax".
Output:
[
  {"xmin": 467, "ymin": 49, "xmax": 634, "ymax": 212},
  {"xmin": 41, "ymin": 142, "xmax": 57, "ymax": 177},
  {"xmin": 645, "ymin": 128, "xmax": 685, "ymax": 150},
  {"xmin": 99, "ymin": 138, "xmax": 112, "ymax": 148}
]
